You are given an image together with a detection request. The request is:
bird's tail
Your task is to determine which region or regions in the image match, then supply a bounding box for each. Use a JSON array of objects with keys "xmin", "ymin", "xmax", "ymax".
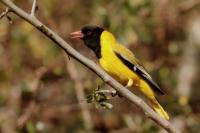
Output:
[{"xmin": 150, "ymin": 99, "xmax": 170, "ymax": 120}]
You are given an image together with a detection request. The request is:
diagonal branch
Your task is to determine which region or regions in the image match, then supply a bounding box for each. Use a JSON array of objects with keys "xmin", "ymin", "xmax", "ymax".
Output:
[
  {"xmin": 65, "ymin": 57, "xmax": 93, "ymax": 131},
  {"xmin": 179, "ymin": 0, "xmax": 200, "ymax": 15},
  {"xmin": 0, "ymin": 0, "xmax": 181, "ymax": 133}
]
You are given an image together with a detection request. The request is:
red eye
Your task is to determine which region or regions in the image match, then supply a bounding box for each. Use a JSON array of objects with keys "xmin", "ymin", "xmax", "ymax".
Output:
[{"xmin": 87, "ymin": 31, "xmax": 93, "ymax": 36}]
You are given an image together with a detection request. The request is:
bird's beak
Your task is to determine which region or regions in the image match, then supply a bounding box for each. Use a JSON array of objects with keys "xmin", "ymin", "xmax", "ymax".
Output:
[{"xmin": 70, "ymin": 30, "xmax": 84, "ymax": 39}]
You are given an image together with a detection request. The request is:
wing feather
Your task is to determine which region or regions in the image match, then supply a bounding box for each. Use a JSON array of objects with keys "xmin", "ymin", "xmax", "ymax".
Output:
[{"xmin": 113, "ymin": 48, "xmax": 164, "ymax": 95}]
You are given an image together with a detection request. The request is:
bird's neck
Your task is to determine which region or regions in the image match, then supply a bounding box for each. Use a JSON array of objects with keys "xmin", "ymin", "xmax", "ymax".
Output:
[
  {"xmin": 99, "ymin": 31, "xmax": 117, "ymax": 59},
  {"xmin": 100, "ymin": 31, "xmax": 116, "ymax": 47}
]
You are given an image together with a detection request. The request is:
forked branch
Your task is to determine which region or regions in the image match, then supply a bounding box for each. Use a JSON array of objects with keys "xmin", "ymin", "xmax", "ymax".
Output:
[
  {"xmin": 0, "ymin": 7, "xmax": 11, "ymax": 19},
  {"xmin": 0, "ymin": 0, "xmax": 181, "ymax": 133}
]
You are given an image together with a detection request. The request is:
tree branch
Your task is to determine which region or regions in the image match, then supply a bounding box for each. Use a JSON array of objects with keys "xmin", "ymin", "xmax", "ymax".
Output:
[
  {"xmin": 95, "ymin": 89, "xmax": 117, "ymax": 95},
  {"xmin": 65, "ymin": 56, "xmax": 93, "ymax": 131},
  {"xmin": 30, "ymin": 0, "xmax": 37, "ymax": 16},
  {"xmin": 17, "ymin": 67, "xmax": 47, "ymax": 128},
  {"xmin": 0, "ymin": 7, "xmax": 11, "ymax": 19},
  {"xmin": 179, "ymin": 0, "xmax": 200, "ymax": 15},
  {"xmin": 0, "ymin": 0, "xmax": 181, "ymax": 133}
]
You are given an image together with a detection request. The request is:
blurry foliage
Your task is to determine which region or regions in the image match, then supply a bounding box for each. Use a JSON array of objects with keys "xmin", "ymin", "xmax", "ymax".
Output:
[
  {"xmin": 87, "ymin": 86, "xmax": 113, "ymax": 109},
  {"xmin": 0, "ymin": 0, "xmax": 200, "ymax": 133}
]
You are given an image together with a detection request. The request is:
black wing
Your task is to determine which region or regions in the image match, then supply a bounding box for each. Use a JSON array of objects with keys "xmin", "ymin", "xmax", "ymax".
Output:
[{"xmin": 114, "ymin": 51, "xmax": 165, "ymax": 95}]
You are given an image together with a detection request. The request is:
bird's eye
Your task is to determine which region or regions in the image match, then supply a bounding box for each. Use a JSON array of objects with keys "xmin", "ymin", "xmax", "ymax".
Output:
[{"xmin": 87, "ymin": 31, "xmax": 93, "ymax": 36}]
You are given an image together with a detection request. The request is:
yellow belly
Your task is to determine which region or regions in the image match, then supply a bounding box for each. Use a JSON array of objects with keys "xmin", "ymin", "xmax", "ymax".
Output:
[{"xmin": 100, "ymin": 56, "xmax": 155, "ymax": 99}]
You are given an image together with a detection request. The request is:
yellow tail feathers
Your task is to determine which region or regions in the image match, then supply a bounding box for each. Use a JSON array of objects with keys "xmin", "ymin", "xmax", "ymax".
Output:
[{"xmin": 150, "ymin": 99, "xmax": 170, "ymax": 120}]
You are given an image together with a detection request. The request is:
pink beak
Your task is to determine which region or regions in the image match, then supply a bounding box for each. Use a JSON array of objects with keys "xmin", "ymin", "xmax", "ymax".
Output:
[{"xmin": 70, "ymin": 30, "xmax": 84, "ymax": 39}]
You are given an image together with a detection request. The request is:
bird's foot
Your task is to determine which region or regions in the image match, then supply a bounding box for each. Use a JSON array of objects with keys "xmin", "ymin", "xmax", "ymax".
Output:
[{"xmin": 126, "ymin": 79, "xmax": 133, "ymax": 88}]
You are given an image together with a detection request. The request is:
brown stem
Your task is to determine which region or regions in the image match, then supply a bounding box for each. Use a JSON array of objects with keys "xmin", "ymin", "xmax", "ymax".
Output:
[
  {"xmin": 0, "ymin": 0, "xmax": 181, "ymax": 132},
  {"xmin": 30, "ymin": 0, "xmax": 37, "ymax": 16},
  {"xmin": 65, "ymin": 56, "xmax": 93, "ymax": 131},
  {"xmin": 0, "ymin": 8, "xmax": 11, "ymax": 19}
]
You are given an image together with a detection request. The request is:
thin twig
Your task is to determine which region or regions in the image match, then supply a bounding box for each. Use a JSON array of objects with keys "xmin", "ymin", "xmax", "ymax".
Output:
[
  {"xmin": 0, "ymin": 8, "xmax": 10, "ymax": 19},
  {"xmin": 30, "ymin": 0, "xmax": 37, "ymax": 16},
  {"xmin": 65, "ymin": 56, "xmax": 93, "ymax": 131},
  {"xmin": 179, "ymin": 0, "xmax": 200, "ymax": 14},
  {"xmin": 95, "ymin": 89, "xmax": 117, "ymax": 95},
  {"xmin": 17, "ymin": 67, "xmax": 47, "ymax": 128},
  {"xmin": 0, "ymin": 0, "xmax": 181, "ymax": 133}
]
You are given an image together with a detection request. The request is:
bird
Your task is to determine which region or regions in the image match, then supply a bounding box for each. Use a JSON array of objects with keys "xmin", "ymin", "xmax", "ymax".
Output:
[{"xmin": 70, "ymin": 25, "xmax": 169, "ymax": 120}]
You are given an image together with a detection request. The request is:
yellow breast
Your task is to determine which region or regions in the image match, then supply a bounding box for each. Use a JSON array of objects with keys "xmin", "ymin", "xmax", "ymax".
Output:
[{"xmin": 99, "ymin": 31, "xmax": 138, "ymax": 85}]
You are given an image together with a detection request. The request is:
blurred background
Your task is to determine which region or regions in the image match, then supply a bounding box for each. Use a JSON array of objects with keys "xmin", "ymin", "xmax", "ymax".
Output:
[{"xmin": 0, "ymin": 0, "xmax": 200, "ymax": 133}]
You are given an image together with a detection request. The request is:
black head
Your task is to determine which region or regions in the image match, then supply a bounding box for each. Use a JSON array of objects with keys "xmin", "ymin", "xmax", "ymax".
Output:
[
  {"xmin": 81, "ymin": 25, "xmax": 104, "ymax": 49},
  {"xmin": 71, "ymin": 25, "xmax": 104, "ymax": 58}
]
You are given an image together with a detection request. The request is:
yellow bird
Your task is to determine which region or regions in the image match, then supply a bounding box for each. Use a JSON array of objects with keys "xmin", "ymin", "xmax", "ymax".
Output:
[{"xmin": 71, "ymin": 25, "xmax": 169, "ymax": 120}]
